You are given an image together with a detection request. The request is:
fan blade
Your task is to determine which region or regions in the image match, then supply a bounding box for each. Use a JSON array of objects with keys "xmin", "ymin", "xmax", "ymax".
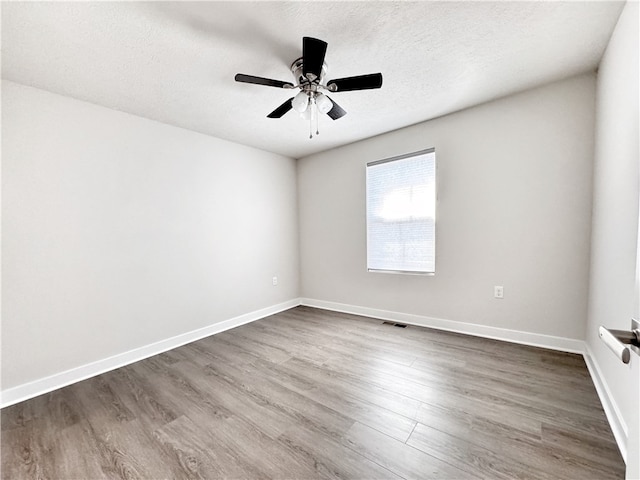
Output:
[
  {"xmin": 325, "ymin": 96, "xmax": 346, "ymax": 120},
  {"xmin": 327, "ymin": 73, "xmax": 383, "ymax": 92},
  {"xmin": 235, "ymin": 74, "xmax": 293, "ymax": 89},
  {"xmin": 302, "ymin": 37, "xmax": 328, "ymax": 81},
  {"xmin": 267, "ymin": 98, "xmax": 294, "ymax": 118}
]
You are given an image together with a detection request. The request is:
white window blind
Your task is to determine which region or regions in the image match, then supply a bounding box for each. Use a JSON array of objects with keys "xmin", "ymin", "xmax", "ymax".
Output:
[{"xmin": 366, "ymin": 149, "xmax": 436, "ymax": 274}]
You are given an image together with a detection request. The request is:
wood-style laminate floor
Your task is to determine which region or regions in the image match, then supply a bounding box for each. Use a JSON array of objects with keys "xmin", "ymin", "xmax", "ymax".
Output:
[{"xmin": 1, "ymin": 306, "xmax": 625, "ymax": 479}]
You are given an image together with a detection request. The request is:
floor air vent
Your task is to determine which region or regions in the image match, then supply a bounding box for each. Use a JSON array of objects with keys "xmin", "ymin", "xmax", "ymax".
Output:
[{"xmin": 382, "ymin": 321, "xmax": 408, "ymax": 328}]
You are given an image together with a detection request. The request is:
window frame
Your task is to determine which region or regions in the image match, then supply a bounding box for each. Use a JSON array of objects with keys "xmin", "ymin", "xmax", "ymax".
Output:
[{"xmin": 365, "ymin": 147, "xmax": 437, "ymax": 275}]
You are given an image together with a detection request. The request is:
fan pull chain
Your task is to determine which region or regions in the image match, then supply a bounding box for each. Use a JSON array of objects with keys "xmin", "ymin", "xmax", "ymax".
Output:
[{"xmin": 309, "ymin": 96, "xmax": 316, "ymax": 139}]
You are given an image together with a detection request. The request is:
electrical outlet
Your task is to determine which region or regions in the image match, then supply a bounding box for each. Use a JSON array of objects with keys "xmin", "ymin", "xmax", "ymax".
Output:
[
  {"xmin": 272, "ymin": 276, "xmax": 278, "ymax": 286},
  {"xmin": 494, "ymin": 286, "xmax": 504, "ymax": 299}
]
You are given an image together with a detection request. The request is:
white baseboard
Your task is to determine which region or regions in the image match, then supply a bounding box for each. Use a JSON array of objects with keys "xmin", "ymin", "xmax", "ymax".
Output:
[
  {"xmin": 583, "ymin": 344, "xmax": 628, "ymax": 463},
  {"xmin": 0, "ymin": 298, "xmax": 301, "ymax": 409},
  {"xmin": 300, "ymin": 298, "xmax": 585, "ymax": 354}
]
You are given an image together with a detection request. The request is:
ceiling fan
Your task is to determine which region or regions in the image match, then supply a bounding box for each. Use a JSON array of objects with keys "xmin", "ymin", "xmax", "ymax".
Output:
[{"xmin": 234, "ymin": 37, "xmax": 383, "ymax": 138}]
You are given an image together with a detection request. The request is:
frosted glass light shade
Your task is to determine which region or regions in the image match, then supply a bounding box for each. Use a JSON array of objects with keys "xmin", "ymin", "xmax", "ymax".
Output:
[
  {"xmin": 316, "ymin": 93, "xmax": 333, "ymax": 114},
  {"xmin": 292, "ymin": 91, "xmax": 309, "ymax": 113},
  {"xmin": 299, "ymin": 108, "xmax": 311, "ymax": 120}
]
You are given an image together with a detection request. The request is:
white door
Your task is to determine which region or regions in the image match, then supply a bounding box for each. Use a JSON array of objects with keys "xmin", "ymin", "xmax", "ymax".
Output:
[
  {"xmin": 626, "ymin": 185, "xmax": 640, "ymax": 480},
  {"xmin": 627, "ymin": 327, "xmax": 639, "ymax": 479},
  {"xmin": 628, "ymin": 346, "xmax": 639, "ymax": 479},
  {"xmin": 627, "ymin": 194, "xmax": 640, "ymax": 480}
]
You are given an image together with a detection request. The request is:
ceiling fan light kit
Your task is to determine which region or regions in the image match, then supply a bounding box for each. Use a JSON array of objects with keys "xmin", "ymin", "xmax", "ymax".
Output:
[{"xmin": 234, "ymin": 37, "xmax": 383, "ymax": 139}]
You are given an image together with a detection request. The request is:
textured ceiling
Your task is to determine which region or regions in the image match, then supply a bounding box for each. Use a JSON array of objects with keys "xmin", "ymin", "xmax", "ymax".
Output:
[{"xmin": 1, "ymin": 1, "xmax": 625, "ymax": 159}]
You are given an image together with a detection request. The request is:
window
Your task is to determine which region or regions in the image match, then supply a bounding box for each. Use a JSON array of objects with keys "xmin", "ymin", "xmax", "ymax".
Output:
[{"xmin": 366, "ymin": 148, "xmax": 436, "ymax": 274}]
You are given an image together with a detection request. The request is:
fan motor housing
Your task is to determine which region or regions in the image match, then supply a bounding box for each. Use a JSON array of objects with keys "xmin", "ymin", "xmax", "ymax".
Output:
[{"xmin": 291, "ymin": 57, "xmax": 328, "ymax": 88}]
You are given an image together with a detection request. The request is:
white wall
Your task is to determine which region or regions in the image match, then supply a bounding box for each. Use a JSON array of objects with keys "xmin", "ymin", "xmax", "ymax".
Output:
[
  {"xmin": 1, "ymin": 81, "xmax": 299, "ymax": 391},
  {"xmin": 586, "ymin": 0, "xmax": 639, "ymax": 461},
  {"xmin": 298, "ymin": 73, "xmax": 596, "ymax": 341}
]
